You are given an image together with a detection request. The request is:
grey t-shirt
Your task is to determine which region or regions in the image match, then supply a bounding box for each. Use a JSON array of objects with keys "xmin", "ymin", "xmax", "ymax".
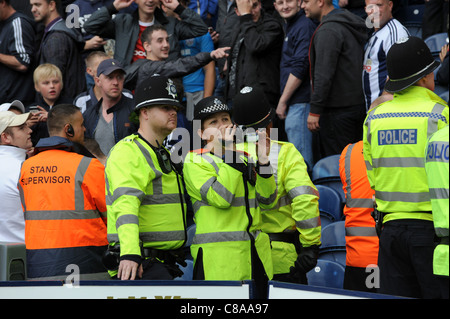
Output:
[{"xmin": 94, "ymin": 114, "xmax": 115, "ymax": 156}]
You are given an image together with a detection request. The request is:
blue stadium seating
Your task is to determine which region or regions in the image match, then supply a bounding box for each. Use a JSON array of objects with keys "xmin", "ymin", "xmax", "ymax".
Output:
[
  {"xmin": 312, "ymin": 155, "xmax": 346, "ymax": 204},
  {"xmin": 175, "ymin": 259, "xmax": 194, "ymax": 281},
  {"xmin": 307, "ymin": 259, "xmax": 345, "ymax": 289},
  {"xmin": 319, "ymin": 221, "xmax": 346, "ymax": 266},
  {"xmin": 316, "ymin": 185, "xmax": 343, "ymax": 228},
  {"xmin": 424, "ymin": 32, "xmax": 449, "ymax": 58}
]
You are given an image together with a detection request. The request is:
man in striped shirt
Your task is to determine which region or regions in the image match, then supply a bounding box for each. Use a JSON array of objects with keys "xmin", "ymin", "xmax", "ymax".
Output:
[
  {"xmin": 362, "ymin": 0, "xmax": 409, "ymax": 109},
  {"xmin": 0, "ymin": 0, "xmax": 35, "ymax": 105}
]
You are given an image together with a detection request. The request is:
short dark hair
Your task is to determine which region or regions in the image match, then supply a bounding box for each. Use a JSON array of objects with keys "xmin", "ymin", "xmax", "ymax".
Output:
[
  {"xmin": 47, "ymin": 104, "xmax": 80, "ymax": 136},
  {"xmin": 141, "ymin": 25, "xmax": 167, "ymax": 46}
]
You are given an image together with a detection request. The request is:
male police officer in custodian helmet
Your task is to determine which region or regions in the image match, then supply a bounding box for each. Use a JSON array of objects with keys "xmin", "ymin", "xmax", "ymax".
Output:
[
  {"xmin": 233, "ymin": 85, "xmax": 321, "ymax": 284},
  {"xmin": 363, "ymin": 36, "xmax": 448, "ymax": 298},
  {"xmin": 104, "ymin": 75, "xmax": 188, "ymax": 280}
]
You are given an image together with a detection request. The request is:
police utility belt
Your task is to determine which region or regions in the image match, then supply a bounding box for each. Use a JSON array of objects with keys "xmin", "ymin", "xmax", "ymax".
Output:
[{"xmin": 102, "ymin": 243, "xmax": 186, "ymax": 271}]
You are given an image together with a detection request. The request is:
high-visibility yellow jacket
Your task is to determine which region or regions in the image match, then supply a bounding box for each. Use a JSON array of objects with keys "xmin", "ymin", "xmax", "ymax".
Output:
[
  {"xmin": 105, "ymin": 134, "xmax": 187, "ymax": 275},
  {"xmin": 363, "ymin": 86, "xmax": 448, "ymax": 223},
  {"xmin": 241, "ymin": 140, "xmax": 321, "ymax": 275},
  {"xmin": 183, "ymin": 148, "xmax": 277, "ymax": 281},
  {"xmin": 340, "ymin": 141, "xmax": 379, "ymax": 268},
  {"xmin": 425, "ymin": 125, "xmax": 449, "ymax": 277}
]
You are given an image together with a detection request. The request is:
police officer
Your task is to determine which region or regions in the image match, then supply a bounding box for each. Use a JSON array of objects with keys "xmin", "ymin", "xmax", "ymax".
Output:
[
  {"xmin": 104, "ymin": 75, "xmax": 187, "ymax": 280},
  {"xmin": 182, "ymin": 95, "xmax": 277, "ymax": 298},
  {"xmin": 233, "ymin": 86, "xmax": 321, "ymax": 284},
  {"xmin": 425, "ymin": 125, "xmax": 449, "ymax": 299},
  {"xmin": 363, "ymin": 37, "xmax": 449, "ymax": 298}
]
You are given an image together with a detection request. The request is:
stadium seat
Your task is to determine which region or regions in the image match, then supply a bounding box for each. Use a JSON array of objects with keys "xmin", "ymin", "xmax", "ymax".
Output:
[
  {"xmin": 175, "ymin": 259, "xmax": 194, "ymax": 281},
  {"xmin": 319, "ymin": 221, "xmax": 346, "ymax": 266},
  {"xmin": 0, "ymin": 242, "xmax": 27, "ymax": 280},
  {"xmin": 306, "ymin": 259, "xmax": 345, "ymax": 289},
  {"xmin": 312, "ymin": 155, "xmax": 346, "ymax": 204},
  {"xmin": 316, "ymin": 185, "xmax": 343, "ymax": 228},
  {"xmin": 424, "ymin": 32, "xmax": 449, "ymax": 58}
]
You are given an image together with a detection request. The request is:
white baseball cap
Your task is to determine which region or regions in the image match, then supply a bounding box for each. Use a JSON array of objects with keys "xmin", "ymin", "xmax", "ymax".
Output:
[
  {"xmin": 0, "ymin": 100, "xmax": 26, "ymax": 113},
  {"xmin": 0, "ymin": 111, "xmax": 31, "ymax": 135}
]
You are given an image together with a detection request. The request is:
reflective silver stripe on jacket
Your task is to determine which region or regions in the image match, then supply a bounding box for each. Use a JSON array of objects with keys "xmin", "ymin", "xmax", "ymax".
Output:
[
  {"xmin": 343, "ymin": 143, "xmax": 374, "ymax": 208},
  {"xmin": 192, "ymin": 197, "xmax": 258, "ymax": 213},
  {"xmin": 107, "ymin": 230, "xmax": 186, "ymax": 243},
  {"xmin": 429, "ymin": 187, "xmax": 450, "ymax": 200},
  {"xmin": 345, "ymin": 226, "xmax": 377, "ymax": 237},
  {"xmin": 192, "ymin": 230, "xmax": 261, "ymax": 245}
]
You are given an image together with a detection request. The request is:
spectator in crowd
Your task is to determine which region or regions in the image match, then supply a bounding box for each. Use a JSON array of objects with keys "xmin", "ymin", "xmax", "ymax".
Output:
[
  {"xmin": 362, "ymin": 0, "xmax": 409, "ymax": 108},
  {"xmin": 183, "ymin": 95, "xmax": 276, "ymax": 298},
  {"xmin": 213, "ymin": 0, "xmax": 239, "ymax": 97},
  {"xmin": 83, "ymin": 58, "xmax": 136, "ymax": 156},
  {"xmin": 422, "ymin": 0, "xmax": 448, "ymax": 41},
  {"xmin": 363, "ymin": 37, "xmax": 447, "ymax": 298},
  {"xmin": 302, "ymin": 0, "xmax": 367, "ymax": 159},
  {"xmin": 125, "ymin": 25, "xmax": 229, "ymax": 90},
  {"xmin": 437, "ymin": 43, "xmax": 449, "ymax": 89},
  {"xmin": 19, "ymin": 104, "xmax": 109, "ymax": 280},
  {"xmin": 273, "ymin": 0, "xmax": 317, "ymax": 172},
  {"xmin": 74, "ymin": 51, "xmax": 133, "ymax": 114},
  {"xmin": 224, "ymin": 0, "xmax": 283, "ymax": 108},
  {"xmin": 0, "ymin": 0, "xmax": 36, "ymax": 105},
  {"xmin": 83, "ymin": 0, "xmax": 209, "ymax": 68},
  {"xmin": 27, "ymin": 63, "xmax": 72, "ymax": 146},
  {"xmin": 337, "ymin": 0, "xmax": 366, "ymax": 18},
  {"xmin": 104, "ymin": 75, "xmax": 188, "ymax": 280},
  {"xmin": 31, "ymin": 0, "xmax": 88, "ymax": 99},
  {"xmin": 233, "ymin": 86, "xmax": 321, "ymax": 285},
  {"xmin": 0, "ymin": 108, "xmax": 32, "ymax": 243}
]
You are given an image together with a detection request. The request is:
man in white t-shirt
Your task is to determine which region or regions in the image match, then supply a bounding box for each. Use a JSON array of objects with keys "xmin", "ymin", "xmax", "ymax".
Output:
[
  {"xmin": 0, "ymin": 103, "xmax": 32, "ymax": 243},
  {"xmin": 362, "ymin": 0, "xmax": 409, "ymax": 108}
]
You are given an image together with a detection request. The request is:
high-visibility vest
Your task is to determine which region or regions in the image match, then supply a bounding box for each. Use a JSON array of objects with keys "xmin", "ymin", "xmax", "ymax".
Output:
[
  {"xmin": 425, "ymin": 125, "xmax": 449, "ymax": 277},
  {"xmin": 182, "ymin": 148, "xmax": 277, "ymax": 280},
  {"xmin": 340, "ymin": 141, "xmax": 379, "ymax": 268},
  {"xmin": 241, "ymin": 140, "xmax": 321, "ymax": 275},
  {"xmin": 19, "ymin": 149, "xmax": 108, "ymax": 279},
  {"xmin": 363, "ymin": 86, "xmax": 449, "ymax": 223},
  {"xmin": 105, "ymin": 134, "xmax": 187, "ymax": 263}
]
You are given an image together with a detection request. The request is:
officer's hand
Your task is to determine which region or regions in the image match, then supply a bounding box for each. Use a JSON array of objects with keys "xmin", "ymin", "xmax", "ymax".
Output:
[
  {"xmin": 256, "ymin": 129, "xmax": 270, "ymax": 165},
  {"xmin": 117, "ymin": 260, "xmax": 143, "ymax": 280},
  {"xmin": 219, "ymin": 124, "xmax": 237, "ymax": 150},
  {"xmin": 290, "ymin": 245, "xmax": 319, "ymax": 274}
]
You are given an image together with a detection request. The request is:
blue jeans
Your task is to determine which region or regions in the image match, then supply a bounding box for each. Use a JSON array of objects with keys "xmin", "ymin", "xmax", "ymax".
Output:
[{"xmin": 285, "ymin": 103, "xmax": 313, "ymax": 171}]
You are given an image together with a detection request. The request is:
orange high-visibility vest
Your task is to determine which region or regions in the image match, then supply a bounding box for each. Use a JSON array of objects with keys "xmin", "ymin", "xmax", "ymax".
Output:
[
  {"xmin": 339, "ymin": 141, "xmax": 379, "ymax": 268},
  {"xmin": 19, "ymin": 149, "xmax": 108, "ymax": 278}
]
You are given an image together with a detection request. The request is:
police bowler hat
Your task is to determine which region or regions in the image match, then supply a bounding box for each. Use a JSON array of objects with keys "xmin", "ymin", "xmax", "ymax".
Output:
[
  {"xmin": 232, "ymin": 86, "xmax": 275, "ymax": 130},
  {"xmin": 384, "ymin": 36, "xmax": 440, "ymax": 93},
  {"xmin": 194, "ymin": 96, "xmax": 231, "ymax": 121},
  {"xmin": 134, "ymin": 75, "xmax": 183, "ymax": 112}
]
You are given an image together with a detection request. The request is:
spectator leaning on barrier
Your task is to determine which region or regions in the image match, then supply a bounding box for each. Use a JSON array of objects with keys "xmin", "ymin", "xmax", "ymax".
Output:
[
  {"xmin": 19, "ymin": 104, "xmax": 109, "ymax": 280},
  {"xmin": 363, "ymin": 36, "xmax": 448, "ymax": 298},
  {"xmin": 182, "ymin": 94, "xmax": 276, "ymax": 298},
  {"xmin": 233, "ymin": 85, "xmax": 321, "ymax": 285},
  {"xmin": 0, "ymin": 107, "xmax": 32, "ymax": 243}
]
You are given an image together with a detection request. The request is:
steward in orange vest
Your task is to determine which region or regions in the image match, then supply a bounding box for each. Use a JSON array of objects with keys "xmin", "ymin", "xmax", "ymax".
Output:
[
  {"xmin": 339, "ymin": 141, "xmax": 379, "ymax": 292},
  {"xmin": 19, "ymin": 104, "xmax": 108, "ymax": 279}
]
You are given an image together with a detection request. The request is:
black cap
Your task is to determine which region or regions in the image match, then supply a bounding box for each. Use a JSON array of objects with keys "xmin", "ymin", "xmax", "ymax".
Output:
[
  {"xmin": 232, "ymin": 86, "xmax": 275, "ymax": 129},
  {"xmin": 194, "ymin": 96, "xmax": 231, "ymax": 121},
  {"xmin": 96, "ymin": 58, "xmax": 126, "ymax": 77},
  {"xmin": 385, "ymin": 36, "xmax": 440, "ymax": 93},
  {"xmin": 134, "ymin": 75, "xmax": 183, "ymax": 112}
]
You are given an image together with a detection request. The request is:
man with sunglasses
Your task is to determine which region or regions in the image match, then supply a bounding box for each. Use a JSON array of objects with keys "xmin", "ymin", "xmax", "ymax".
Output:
[{"xmin": 104, "ymin": 75, "xmax": 188, "ymax": 280}]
